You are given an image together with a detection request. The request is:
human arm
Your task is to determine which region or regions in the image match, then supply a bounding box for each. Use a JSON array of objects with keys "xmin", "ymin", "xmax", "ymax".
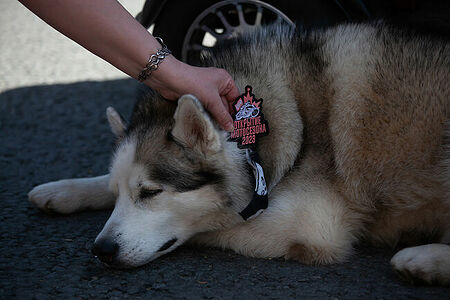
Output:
[{"xmin": 18, "ymin": 0, "xmax": 239, "ymax": 131}]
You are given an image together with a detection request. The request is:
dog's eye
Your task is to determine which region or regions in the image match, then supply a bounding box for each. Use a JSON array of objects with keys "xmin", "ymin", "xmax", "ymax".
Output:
[{"xmin": 139, "ymin": 188, "xmax": 163, "ymax": 199}]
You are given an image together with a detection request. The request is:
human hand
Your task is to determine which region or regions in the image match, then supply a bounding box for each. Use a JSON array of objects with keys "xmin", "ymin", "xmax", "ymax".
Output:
[
  {"xmin": 145, "ymin": 56, "xmax": 240, "ymax": 131},
  {"xmin": 18, "ymin": 0, "xmax": 239, "ymax": 130}
]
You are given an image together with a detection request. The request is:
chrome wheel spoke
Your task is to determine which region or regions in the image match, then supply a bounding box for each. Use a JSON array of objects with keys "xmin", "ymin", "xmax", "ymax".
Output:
[
  {"xmin": 275, "ymin": 13, "xmax": 282, "ymax": 23},
  {"xmin": 216, "ymin": 10, "xmax": 233, "ymax": 32},
  {"xmin": 254, "ymin": 5, "xmax": 263, "ymax": 26},
  {"xmin": 236, "ymin": 4, "xmax": 246, "ymax": 26}
]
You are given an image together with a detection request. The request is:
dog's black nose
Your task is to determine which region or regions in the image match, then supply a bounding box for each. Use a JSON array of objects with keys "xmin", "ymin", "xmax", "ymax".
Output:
[{"xmin": 92, "ymin": 239, "xmax": 119, "ymax": 263}]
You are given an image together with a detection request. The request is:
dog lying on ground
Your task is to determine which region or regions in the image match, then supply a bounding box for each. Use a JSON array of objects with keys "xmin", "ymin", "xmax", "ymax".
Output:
[{"xmin": 29, "ymin": 23, "xmax": 449, "ymax": 285}]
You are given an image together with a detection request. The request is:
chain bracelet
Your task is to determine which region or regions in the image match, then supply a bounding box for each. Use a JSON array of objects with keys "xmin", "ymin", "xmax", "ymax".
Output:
[{"xmin": 138, "ymin": 37, "xmax": 171, "ymax": 82}]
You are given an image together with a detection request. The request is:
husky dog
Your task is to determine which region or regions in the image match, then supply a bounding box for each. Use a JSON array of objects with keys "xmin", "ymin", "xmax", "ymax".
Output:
[{"xmin": 29, "ymin": 23, "xmax": 449, "ymax": 285}]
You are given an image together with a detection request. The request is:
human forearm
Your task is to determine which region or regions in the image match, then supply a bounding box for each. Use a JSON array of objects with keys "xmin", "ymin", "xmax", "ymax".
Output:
[
  {"xmin": 18, "ymin": 0, "xmax": 159, "ymax": 79},
  {"xmin": 18, "ymin": 0, "xmax": 239, "ymax": 130}
]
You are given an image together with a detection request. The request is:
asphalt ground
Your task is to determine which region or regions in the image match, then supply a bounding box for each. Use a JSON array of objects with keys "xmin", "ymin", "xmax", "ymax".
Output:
[{"xmin": 1, "ymin": 1, "xmax": 449, "ymax": 299}]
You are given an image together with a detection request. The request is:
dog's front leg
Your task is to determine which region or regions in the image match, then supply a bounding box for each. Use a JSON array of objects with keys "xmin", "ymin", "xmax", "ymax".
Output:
[
  {"xmin": 391, "ymin": 244, "xmax": 450, "ymax": 285},
  {"xmin": 28, "ymin": 174, "xmax": 115, "ymax": 214},
  {"xmin": 191, "ymin": 211, "xmax": 297, "ymax": 260},
  {"xmin": 192, "ymin": 178, "xmax": 357, "ymax": 265}
]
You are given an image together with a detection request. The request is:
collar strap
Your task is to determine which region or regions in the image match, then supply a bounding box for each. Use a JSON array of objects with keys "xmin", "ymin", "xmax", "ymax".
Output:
[{"xmin": 239, "ymin": 148, "xmax": 268, "ymax": 220}]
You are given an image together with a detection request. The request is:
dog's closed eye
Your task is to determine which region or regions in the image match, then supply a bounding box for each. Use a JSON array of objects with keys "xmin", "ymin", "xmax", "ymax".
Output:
[{"xmin": 139, "ymin": 188, "xmax": 163, "ymax": 199}]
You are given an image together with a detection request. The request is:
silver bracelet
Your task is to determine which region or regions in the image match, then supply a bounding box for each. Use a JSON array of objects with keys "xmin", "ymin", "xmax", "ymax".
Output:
[{"xmin": 138, "ymin": 37, "xmax": 171, "ymax": 82}]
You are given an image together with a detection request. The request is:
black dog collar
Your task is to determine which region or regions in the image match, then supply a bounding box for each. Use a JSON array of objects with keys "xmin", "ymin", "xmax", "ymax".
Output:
[{"xmin": 238, "ymin": 148, "xmax": 268, "ymax": 220}]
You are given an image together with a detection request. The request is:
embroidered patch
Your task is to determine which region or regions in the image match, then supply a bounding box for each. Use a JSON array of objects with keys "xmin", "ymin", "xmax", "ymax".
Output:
[{"xmin": 230, "ymin": 86, "xmax": 269, "ymax": 149}]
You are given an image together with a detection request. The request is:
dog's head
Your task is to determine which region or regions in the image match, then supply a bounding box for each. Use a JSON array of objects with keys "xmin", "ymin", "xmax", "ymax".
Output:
[{"xmin": 92, "ymin": 94, "xmax": 251, "ymax": 268}]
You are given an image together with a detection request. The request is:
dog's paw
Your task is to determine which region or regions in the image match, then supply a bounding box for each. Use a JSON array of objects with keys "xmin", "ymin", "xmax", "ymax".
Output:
[
  {"xmin": 391, "ymin": 244, "xmax": 450, "ymax": 286},
  {"xmin": 28, "ymin": 179, "xmax": 85, "ymax": 214}
]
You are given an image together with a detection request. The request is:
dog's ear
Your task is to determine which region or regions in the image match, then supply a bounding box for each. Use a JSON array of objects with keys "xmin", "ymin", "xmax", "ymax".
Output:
[
  {"xmin": 106, "ymin": 106, "xmax": 126, "ymax": 138},
  {"xmin": 171, "ymin": 94, "xmax": 221, "ymax": 155}
]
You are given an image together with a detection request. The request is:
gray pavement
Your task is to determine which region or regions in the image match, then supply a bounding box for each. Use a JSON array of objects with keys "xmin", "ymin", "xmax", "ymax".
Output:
[{"xmin": 1, "ymin": 1, "xmax": 449, "ymax": 299}]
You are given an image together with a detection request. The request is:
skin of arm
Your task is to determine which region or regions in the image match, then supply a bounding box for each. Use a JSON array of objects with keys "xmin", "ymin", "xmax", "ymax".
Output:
[{"xmin": 18, "ymin": 0, "xmax": 239, "ymax": 131}]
